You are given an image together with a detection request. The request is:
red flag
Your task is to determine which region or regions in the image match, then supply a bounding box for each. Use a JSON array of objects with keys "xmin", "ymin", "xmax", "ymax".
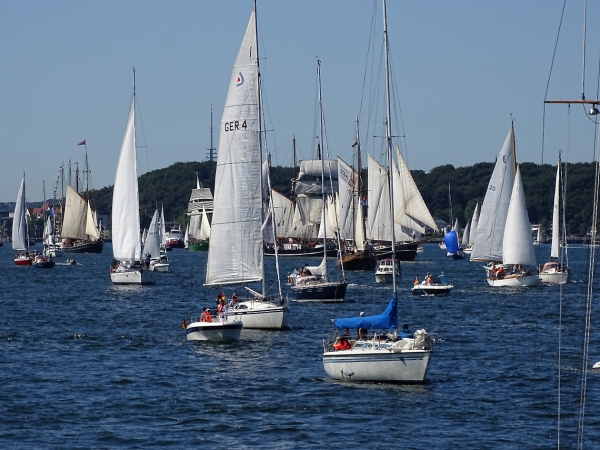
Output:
[
  {"xmin": 77, "ymin": 140, "xmax": 86, "ymax": 146},
  {"xmin": 181, "ymin": 318, "xmax": 187, "ymax": 329}
]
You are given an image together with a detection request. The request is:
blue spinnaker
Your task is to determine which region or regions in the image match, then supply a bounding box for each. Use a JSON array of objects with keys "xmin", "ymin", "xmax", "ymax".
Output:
[
  {"xmin": 444, "ymin": 230, "xmax": 459, "ymax": 253},
  {"xmin": 333, "ymin": 294, "xmax": 398, "ymax": 330}
]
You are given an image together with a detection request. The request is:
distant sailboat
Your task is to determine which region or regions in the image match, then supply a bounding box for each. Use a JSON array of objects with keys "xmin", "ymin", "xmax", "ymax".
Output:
[
  {"xmin": 143, "ymin": 209, "xmax": 169, "ymax": 272},
  {"xmin": 12, "ymin": 175, "xmax": 32, "ymax": 266},
  {"xmin": 109, "ymin": 69, "xmax": 157, "ymax": 285}
]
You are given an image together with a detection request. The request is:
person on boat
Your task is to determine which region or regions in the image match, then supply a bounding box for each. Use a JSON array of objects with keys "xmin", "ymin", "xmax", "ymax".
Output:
[
  {"xmin": 425, "ymin": 273, "xmax": 432, "ymax": 285},
  {"xmin": 439, "ymin": 272, "xmax": 447, "ymax": 284},
  {"xmin": 200, "ymin": 307, "xmax": 210, "ymax": 322},
  {"xmin": 414, "ymin": 277, "xmax": 419, "ymax": 286},
  {"xmin": 217, "ymin": 298, "xmax": 228, "ymax": 323},
  {"xmin": 110, "ymin": 258, "xmax": 118, "ymax": 272},
  {"xmin": 358, "ymin": 327, "xmax": 368, "ymax": 339},
  {"xmin": 145, "ymin": 253, "xmax": 151, "ymax": 268},
  {"xmin": 400, "ymin": 324, "xmax": 413, "ymax": 339},
  {"xmin": 231, "ymin": 292, "xmax": 239, "ymax": 303},
  {"xmin": 496, "ymin": 267, "xmax": 505, "ymax": 278},
  {"xmin": 333, "ymin": 336, "xmax": 351, "ymax": 351}
]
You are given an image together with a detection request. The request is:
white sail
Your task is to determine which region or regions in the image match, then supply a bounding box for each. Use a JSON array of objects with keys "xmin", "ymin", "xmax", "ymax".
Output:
[
  {"xmin": 160, "ymin": 205, "xmax": 167, "ymax": 246},
  {"xmin": 394, "ymin": 147, "xmax": 438, "ymax": 231},
  {"xmin": 143, "ymin": 210, "xmax": 161, "ymax": 259},
  {"xmin": 188, "ymin": 213, "xmax": 200, "ymax": 238},
  {"xmin": 317, "ymin": 195, "xmax": 338, "ymax": 239},
  {"xmin": 289, "ymin": 204, "xmax": 318, "ymax": 239},
  {"xmin": 62, "ymin": 184, "xmax": 88, "ymax": 240},
  {"xmin": 205, "ymin": 11, "xmax": 263, "ymax": 287},
  {"xmin": 469, "ymin": 203, "xmax": 480, "ymax": 246},
  {"xmin": 392, "ymin": 161, "xmax": 427, "ymax": 234},
  {"xmin": 85, "ymin": 202, "xmax": 99, "ymax": 239},
  {"xmin": 112, "ymin": 99, "xmax": 141, "ymax": 262},
  {"xmin": 184, "ymin": 222, "xmax": 189, "ymax": 247},
  {"xmin": 271, "ymin": 190, "xmax": 294, "ymax": 238},
  {"xmin": 354, "ymin": 198, "xmax": 365, "ymax": 251},
  {"xmin": 12, "ymin": 176, "xmax": 27, "ymax": 251},
  {"xmin": 43, "ymin": 217, "xmax": 53, "ymax": 244},
  {"xmin": 337, "ymin": 157, "xmax": 359, "ymax": 241},
  {"xmin": 198, "ymin": 206, "xmax": 211, "ymax": 240},
  {"xmin": 471, "ymin": 127, "xmax": 516, "ymax": 262},
  {"xmin": 462, "ymin": 220, "xmax": 471, "ymax": 247},
  {"xmin": 551, "ymin": 158, "xmax": 561, "ymax": 258},
  {"xmin": 503, "ymin": 166, "xmax": 536, "ymax": 267},
  {"xmin": 367, "ymin": 154, "xmax": 393, "ymax": 242}
]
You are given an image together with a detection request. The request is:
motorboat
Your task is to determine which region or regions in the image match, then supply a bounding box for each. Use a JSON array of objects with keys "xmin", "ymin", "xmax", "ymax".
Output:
[
  {"xmin": 539, "ymin": 261, "xmax": 571, "ymax": 284},
  {"xmin": 375, "ymin": 258, "xmax": 400, "ymax": 283}
]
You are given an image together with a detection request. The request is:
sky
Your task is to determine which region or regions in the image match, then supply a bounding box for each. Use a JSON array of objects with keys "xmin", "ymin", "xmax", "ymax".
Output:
[{"xmin": 1, "ymin": 0, "xmax": 600, "ymax": 202}]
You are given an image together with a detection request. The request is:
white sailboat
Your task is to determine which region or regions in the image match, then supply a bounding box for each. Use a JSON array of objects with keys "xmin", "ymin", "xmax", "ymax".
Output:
[
  {"xmin": 539, "ymin": 153, "xmax": 571, "ymax": 283},
  {"xmin": 12, "ymin": 175, "xmax": 32, "ymax": 266},
  {"xmin": 289, "ymin": 61, "xmax": 348, "ymax": 302},
  {"xmin": 109, "ymin": 70, "xmax": 157, "ymax": 285},
  {"xmin": 183, "ymin": 222, "xmax": 189, "ymax": 250},
  {"xmin": 463, "ymin": 202, "xmax": 480, "ymax": 254},
  {"xmin": 186, "ymin": 6, "xmax": 287, "ymax": 338},
  {"xmin": 487, "ymin": 165, "xmax": 539, "ymax": 286},
  {"xmin": 323, "ymin": 0, "xmax": 434, "ymax": 383},
  {"xmin": 144, "ymin": 209, "xmax": 169, "ymax": 272}
]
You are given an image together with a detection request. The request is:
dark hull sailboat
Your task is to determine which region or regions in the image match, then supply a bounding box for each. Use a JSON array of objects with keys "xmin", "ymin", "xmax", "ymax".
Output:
[
  {"xmin": 62, "ymin": 239, "xmax": 104, "ymax": 254},
  {"xmin": 372, "ymin": 242, "xmax": 419, "ymax": 261}
]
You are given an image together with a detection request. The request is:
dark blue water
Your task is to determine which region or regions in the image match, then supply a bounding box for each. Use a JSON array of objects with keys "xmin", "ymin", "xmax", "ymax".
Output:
[{"xmin": 1, "ymin": 242, "xmax": 598, "ymax": 448}]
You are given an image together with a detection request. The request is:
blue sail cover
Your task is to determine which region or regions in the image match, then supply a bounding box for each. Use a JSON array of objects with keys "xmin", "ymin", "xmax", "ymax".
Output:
[
  {"xmin": 444, "ymin": 230, "xmax": 459, "ymax": 253},
  {"xmin": 333, "ymin": 294, "xmax": 398, "ymax": 330}
]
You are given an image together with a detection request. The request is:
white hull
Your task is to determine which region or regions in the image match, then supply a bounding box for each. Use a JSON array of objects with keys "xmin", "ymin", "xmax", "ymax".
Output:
[
  {"xmin": 412, "ymin": 283, "xmax": 453, "ymax": 296},
  {"xmin": 486, "ymin": 273, "xmax": 540, "ymax": 287},
  {"xmin": 186, "ymin": 320, "xmax": 242, "ymax": 342},
  {"xmin": 110, "ymin": 269, "xmax": 158, "ymax": 285},
  {"xmin": 375, "ymin": 273, "xmax": 395, "ymax": 284},
  {"xmin": 323, "ymin": 347, "xmax": 432, "ymax": 383},
  {"xmin": 150, "ymin": 262, "xmax": 169, "ymax": 272},
  {"xmin": 539, "ymin": 271, "xmax": 571, "ymax": 284},
  {"xmin": 228, "ymin": 300, "xmax": 289, "ymax": 329}
]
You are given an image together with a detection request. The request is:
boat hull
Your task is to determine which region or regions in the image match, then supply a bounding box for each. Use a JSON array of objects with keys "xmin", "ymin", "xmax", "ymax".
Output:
[
  {"xmin": 188, "ymin": 241, "xmax": 209, "ymax": 252},
  {"xmin": 33, "ymin": 260, "xmax": 56, "ymax": 269},
  {"xmin": 110, "ymin": 269, "xmax": 158, "ymax": 285},
  {"xmin": 372, "ymin": 242, "xmax": 418, "ymax": 261},
  {"xmin": 323, "ymin": 348, "xmax": 432, "ymax": 383},
  {"xmin": 375, "ymin": 273, "xmax": 399, "ymax": 283},
  {"xmin": 228, "ymin": 300, "xmax": 289, "ymax": 329},
  {"xmin": 14, "ymin": 256, "xmax": 32, "ymax": 266},
  {"xmin": 539, "ymin": 271, "xmax": 571, "ymax": 284},
  {"xmin": 264, "ymin": 243, "xmax": 337, "ymax": 257},
  {"xmin": 486, "ymin": 274, "xmax": 540, "ymax": 287},
  {"xmin": 412, "ymin": 284, "xmax": 453, "ymax": 296},
  {"xmin": 341, "ymin": 250, "xmax": 377, "ymax": 270},
  {"xmin": 62, "ymin": 239, "xmax": 104, "ymax": 254},
  {"xmin": 150, "ymin": 262, "xmax": 169, "ymax": 272},
  {"xmin": 291, "ymin": 281, "xmax": 347, "ymax": 302},
  {"xmin": 186, "ymin": 321, "xmax": 243, "ymax": 342}
]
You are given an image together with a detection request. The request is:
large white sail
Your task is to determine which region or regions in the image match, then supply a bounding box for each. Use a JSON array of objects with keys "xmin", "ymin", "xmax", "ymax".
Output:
[
  {"xmin": 551, "ymin": 159, "xmax": 561, "ymax": 259},
  {"xmin": 367, "ymin": 154, "xmax": 393, "ymax": 242},
  {"xmin": 143, "ymin": 210, "xmax": 161, "ymax": 259},
  {"xmin": 503, "ymin": 166, "xmax": 536, "ymax": 267},
  {"xmin": 198, "ymin": 206, "xmax": 211, "ymax": 241},
  {"xmin": 62, "ymin": 184, "xmax": 88, "ymax": 240},
  {"xmin": 271, "ymin": 190, "xmax": 294, "ymax": 238},
  {"xmin": 112, "ymin": 99, "xmax": 141, "ymax": 262},
  {"xmin": 12, "ymin": 176, "xmax": 27, "ymax": 251},
  {"xmin": 337, "ymin": 157, "xmax": 359, "ymax": 242},
  {"xmin": 462, "ymin": 220, "xmax": 471, "ymax": 247},
  {"xmin": 289, "ymin": 204, "xmax": 318, "ymax": 239},
  {"xmin": 469, "ymin": 203, "xmax": 480, "ymax": 246},
  {"xmin": 188, "ymin": 213, "xmax": 200, "ymax": 238},
  {"xmin": 470, "ymin": 127, "xmax": 516, "ymax": 262},
  {"xmin": 205, "ymin": 11, "xmax": 263, "ymax": 287},
  {"xmin": 394, "ymin": 147, "xmax": 438, "ymax": 231},
  {"xmin": 85, "ymin": 202, "xmax": 99, "ymax": 239}
]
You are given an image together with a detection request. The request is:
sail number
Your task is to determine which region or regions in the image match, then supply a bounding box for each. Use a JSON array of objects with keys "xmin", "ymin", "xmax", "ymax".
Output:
[{"xmin": 224, "ymin": 120, "xmax": 247, "ymax": 132}]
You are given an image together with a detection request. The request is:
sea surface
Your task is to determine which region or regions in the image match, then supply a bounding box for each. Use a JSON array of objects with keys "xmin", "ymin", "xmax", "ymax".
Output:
[{"xmin": 1, "ymin": 242, "xmax": 599, "ymax": 449}]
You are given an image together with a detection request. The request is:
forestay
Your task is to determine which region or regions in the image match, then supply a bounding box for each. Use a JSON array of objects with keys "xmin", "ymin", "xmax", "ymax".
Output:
[{"xmin": 205, "ymin": 11, "xmax": 263, "ymax": 287}]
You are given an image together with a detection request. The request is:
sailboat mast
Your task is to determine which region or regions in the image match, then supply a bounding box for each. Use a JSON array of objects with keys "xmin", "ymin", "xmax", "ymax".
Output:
[
  {"xmin": 254, "ymin": 1, "xmax": 267, "ymax": 298},
  {"xmin": 382, "ymin": 0, "xmax": 396, "ymax": 291},
  {"xmin": 317, "ymin": 60, "xmax": 328, "ymax": 275}
]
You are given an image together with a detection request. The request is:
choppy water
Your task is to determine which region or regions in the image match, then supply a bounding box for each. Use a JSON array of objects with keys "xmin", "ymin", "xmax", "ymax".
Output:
[{"xmin": 1, "ymin": 242, "xmax": 599, "ymax": 448}]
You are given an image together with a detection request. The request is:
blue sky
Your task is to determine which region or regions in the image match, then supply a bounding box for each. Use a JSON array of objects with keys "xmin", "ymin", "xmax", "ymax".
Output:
[{"xmin": 1, "ymin": 0, "xmax": 599, "ymax": 202}]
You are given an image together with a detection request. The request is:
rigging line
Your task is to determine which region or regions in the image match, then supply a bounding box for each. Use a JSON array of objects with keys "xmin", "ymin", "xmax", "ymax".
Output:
[
  {"xmin": 358, "ymin": 0, "xmax": 378, "ymax": 120},
  {"xmin": 581, "ymin": 0, "xmax": 588, "ymax": 100},
  {"xmin": 577, "ymin": 111, "xmax": 600, "ymax": 449}
]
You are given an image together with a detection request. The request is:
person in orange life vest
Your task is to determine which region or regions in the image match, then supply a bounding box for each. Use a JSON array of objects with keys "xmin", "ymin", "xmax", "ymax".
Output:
[
  {"xmin": 201, "ymin": 307, "xmax": 209, "ymax": 322},
  {"xmin": 204, "ymin": 308, "xmax": 213, "ymax": 322},
  {"xmin": 334, "ymin": 336, "xmax": 351, "ymax": 351},
  {"xmin": 413, "ymin": 276, "xmax": 419, "ymax": 285}
]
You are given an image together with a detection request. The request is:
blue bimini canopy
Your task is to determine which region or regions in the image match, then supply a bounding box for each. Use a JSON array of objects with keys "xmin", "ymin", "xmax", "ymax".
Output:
[
  {"xmin": 333, "ymin": 293, "xmax": 398, "ymax": 330},
  {"xmin": 443, "ymin": 230, "xmax": 459, "ymax": 254}
]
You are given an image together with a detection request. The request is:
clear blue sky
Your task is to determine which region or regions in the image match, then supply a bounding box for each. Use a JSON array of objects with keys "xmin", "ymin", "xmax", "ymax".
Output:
[{"xmin": 1, "ymin": 0, "xmax": 599, "ymax": 202}]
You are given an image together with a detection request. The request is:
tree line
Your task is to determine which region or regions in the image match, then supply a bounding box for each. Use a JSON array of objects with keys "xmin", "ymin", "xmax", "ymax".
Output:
[{"xmin": 90, "ymin": 160, "xmax": 599, "ymax": 237}]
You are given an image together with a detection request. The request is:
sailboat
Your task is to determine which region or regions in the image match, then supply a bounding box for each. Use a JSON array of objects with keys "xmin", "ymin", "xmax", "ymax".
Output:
[
  {"xmin": 539, "ymin": 153, "xmax": 571, "ymax": 283},
  {"xmin": 187, "ymin": 174, "xmax": 212, "ymax": 251},
  {"xmin": 323, "ymin": 0, "xmax": 434, "ymax": 383},
  {"xmin": 143, "ymin": 209, "xmax": 169, "ymax": 272},
  {"xmin": 186, "ymin": 6, "xmax": 287, "ymax": 338},
  {"xmin": 462, "ymin": 202, "xmax": 480, "ymax": 254},
  {"xmin": 61, "ymin": 145, "xmax": 104, "ymax": 254},
  {"xmin": 289, "ymin": 61, "xmax": 348, "ymax": 302},
  {"xmin": 12, "ymin": 175, "xmax": 32, "ymax": 266},
  {"xmin": 109, "ymin": 69, "xmax": 157, "ymax": 285}
]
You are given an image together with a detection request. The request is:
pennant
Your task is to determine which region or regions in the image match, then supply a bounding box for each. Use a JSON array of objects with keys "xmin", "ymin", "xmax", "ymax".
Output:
[{"xmin": 77, "ymin": 140, "xmax": 86, "ymax": 146}]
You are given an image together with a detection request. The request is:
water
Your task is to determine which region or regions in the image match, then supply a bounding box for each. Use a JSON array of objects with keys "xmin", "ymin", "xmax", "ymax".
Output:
[{"xmin": 1, "ymin": 243, "xmax": 599, "ymax": 448}]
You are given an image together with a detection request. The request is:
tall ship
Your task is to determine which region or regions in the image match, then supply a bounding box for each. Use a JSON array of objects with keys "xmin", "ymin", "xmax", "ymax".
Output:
[
  {"xmin": 186, "ymin": 173, "xmax": 213, "ymax": 251},
  {"xmin": 60, "ymin": 143, "xmax": 104, "ymax": 254}
]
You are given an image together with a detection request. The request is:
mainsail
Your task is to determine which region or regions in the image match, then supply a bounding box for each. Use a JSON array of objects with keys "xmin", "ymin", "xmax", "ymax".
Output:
[
  {"xmin": 470, "ymin": 127, "xmax": 516, "ymax": 262},
  {"xmin": 205, "ymin": 11, "xmax": 263, "ymax": 287},
  {"xmin": 112, "ymin": 99, "xmax": 141, "ymax": 262},
  {"xmin": 12, "ymin": 176, "xmax": 27, "ymax": 251},
  {"xmin": 143, "ymin": 210, "xmax": 161, "ymax": 259}
]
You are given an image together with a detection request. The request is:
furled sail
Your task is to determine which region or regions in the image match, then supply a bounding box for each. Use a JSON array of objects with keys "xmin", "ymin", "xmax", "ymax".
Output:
[{"xmin": 205, "ymin": 11, "xmax": 263, "ymax": 287}]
